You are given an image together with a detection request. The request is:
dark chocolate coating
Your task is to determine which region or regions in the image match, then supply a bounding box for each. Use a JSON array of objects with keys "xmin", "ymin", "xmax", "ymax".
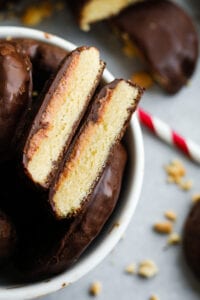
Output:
[
  {"xmin": 183, "ymin": 202, "xmax": 200, "ymax": 279},
  {"xmin": 15, "ymin": 143, "xmax": 127, "ymax": 280},
  {"xmin": 14, "ymin": 39, "xmax": 67, "ymax": 92},
  {"xmin": 112, "ymin": 0, "xmax": 198, "ymax": 94},
  {"xmin": 0, "ymin": 210, "xmax": 17, "ymax": 265},
  {"xmin": 0, "ymin": 42, "xmax": 32, "ymax": 161}
]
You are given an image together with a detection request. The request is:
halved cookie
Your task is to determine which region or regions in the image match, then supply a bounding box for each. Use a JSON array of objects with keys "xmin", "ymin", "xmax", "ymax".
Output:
[
  {"xmin": 50, "ymin": 79, "xmax": 142, "ymax": 218},
  {"xmin": 23, "ymin": 46, "xmax": 105, "ymax": 188},
  {"xmin": 68, "ymin": 0, "xmax": 141, "ymax": 31}
]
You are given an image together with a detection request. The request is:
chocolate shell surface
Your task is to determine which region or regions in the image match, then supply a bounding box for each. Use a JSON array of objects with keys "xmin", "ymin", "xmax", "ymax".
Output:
[
  {"xmin": 15, "ymin": 143, "xmax": 127, "ymax": 280},
  {"xmin": 0, "ymin": 210, "xmax": 17, "ymax": 265},
  {"xmin": 183, "ymin": 202, "xmax": 200, "ymax": 279},
  {"xmin": 112, "ymin": 0, "xmax": 198, "ymax": 94},
  {"xmin": 0, "ymin": 42, "xmax": 32, "ymax": 161}
]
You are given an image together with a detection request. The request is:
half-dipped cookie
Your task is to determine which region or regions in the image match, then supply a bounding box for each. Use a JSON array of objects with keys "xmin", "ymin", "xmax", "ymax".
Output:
[
  {"xmin": 0, "ymin": 42, "xmax": 32, "ymax": 162},
  {"xmin": 183, "ymin": 201, "xmax": 200, "ymax": 279},
  {"xmin": 50, "ymin": 79, "xmax": 142, "ymax": 219},
  {"xmin": 23, "ymin": 46, "xmax": 105, "ymax": 188},
  {"xmin": 112, "ymin": 0, "xmax": 198, "ymax": 94},
  {"xmin": 68, "ymin": 0, "xmax": 141, "ymax": 31},
  {"xmin": 15, "ymin": 143, "xmax": 127, "ymax": 280}
]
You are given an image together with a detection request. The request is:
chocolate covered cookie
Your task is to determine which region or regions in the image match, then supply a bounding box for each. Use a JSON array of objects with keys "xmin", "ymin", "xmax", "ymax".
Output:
[
  {"xmin": 0, "ymin": 42, "xmax": 32, "ymax": 161},
  {"xmin": 68, "ymin": 0, "xmax": 140, "ymax": 31},
  {"xmin": 112, "ymin": 0, "xmax": 198, "ymax": 94},
  {"xmin": 23, "ymin": 46, "xmax": 105, "ymax": 188},
  {"xmin": 15, "ymin": 143, "xmax": 127, "ymax": 280},
  {"xmin": 50, "ymin": 79, "xmax": 142, "ymax": 218},
  {"xmin": 183, "ymin": 202, "xmax": 200, "ymax": 279}
]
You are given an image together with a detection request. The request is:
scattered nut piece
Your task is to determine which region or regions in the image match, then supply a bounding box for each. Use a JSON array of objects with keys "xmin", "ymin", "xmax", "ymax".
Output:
[
  {"xmin": 138, "ymin": 260, "xmax": 158, "ymax": 278},
  {"xmin": 89, "ymin": 281, "xmax": 102, "ymax": 296},
  {"xmin": 125, "ymin": 263, "xmax": 135, "ymax": 274},
  {"xmin": 154, "ymin": 221, "xmax": 173, "ymax": 234},
  {"xmin": 164, "ymin": 210, "xmax": 177, "ymax": 222},
  {"xmin": 165, "ymin": 160, "xmax": 186, "ymax": 181},
  {"xmin": 167, "ymin": 233, "xmax": 181, "ymax": 245},
  {"xmin": 21, "ymin": 1, "xmax": 53, "ymax": 26},
  {"xmin": 179, "ymin": 180, "xmax": 193, "ymax": 191},
  {"xmin": 131, "ymin": 71, "xmax": 154, "ymax": 89},
  {"xmin": 150, "ymin": 295, "xmax": 160, "ymax": 300},
  {"xmin": 192, "ymin": 193, "xmax": 200, "ymax": 203}
]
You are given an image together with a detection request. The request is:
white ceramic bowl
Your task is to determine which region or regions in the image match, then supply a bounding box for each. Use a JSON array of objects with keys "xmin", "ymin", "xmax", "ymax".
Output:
[{"xmin": 0, "ymin": 27, "xmax": 144, "ymax": 300}]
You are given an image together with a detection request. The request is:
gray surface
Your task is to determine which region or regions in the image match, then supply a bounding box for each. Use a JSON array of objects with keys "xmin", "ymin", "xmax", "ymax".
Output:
[{"xmin": 1, "ymin": 0, "xmax": 200, "ymax": 299}]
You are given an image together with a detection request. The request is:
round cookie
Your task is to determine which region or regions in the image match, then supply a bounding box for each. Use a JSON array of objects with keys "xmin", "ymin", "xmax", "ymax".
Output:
[
  {"xmin": 0, "ymin": 42, "xmax": 32, "ymax": 162},
  {"xmin": 112, "ymin": 0, "xmax": 198, "ymax": 94},
  {"xmin": 183, "ymin": 201, "xmax": 200, "ymax": 279},
  {"xmin": 15, "ymin": 143, "xmax": 127, "ymax": 280}
]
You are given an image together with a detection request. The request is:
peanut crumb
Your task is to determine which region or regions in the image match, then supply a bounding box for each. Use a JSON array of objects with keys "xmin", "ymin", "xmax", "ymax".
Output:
[
  {"xmin": 6, "ymin": 36, "xmax": 12, "ymax": 41},
  {"xmin": 138, "ymin": 260, "xmax": 158, "ymax": 278},
  {"xmin": 192, "ymin": 193, "xmax": 200, "ymax": 203},
  {"xmin": 131, "ymin": 71, "xmax": 154, "ymax": 89},
  {"xmin": 21, "ymin": 1, "xmax": 53, "ymax": 26},
  {"xmin": 179, "ymin": 180, "xmax": 193, "ymax": 191},
  {"xmin": 167, "ymin": 233, "xmax": 181, "ymax": 245},
  {"xmin": 153, "ymin": 221, "xmax": 173, "ymax": 234},
  {"xmin": 125, "ymin": 263, "xmax": 135, "ymax": 274},
  {"xmin": 164, "ymin": 210, "xmax": 177, "ymax": 222},
  {"xmin": 89, "ymin": 281, "xmax": 102, "ymax": 296},
  {"xmin": 150, "ymin": 295, "xmax": 160, "ymax": 300}
]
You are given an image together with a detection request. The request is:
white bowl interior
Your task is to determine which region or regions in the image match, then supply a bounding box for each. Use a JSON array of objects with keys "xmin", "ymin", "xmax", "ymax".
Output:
[{"xmin": 0, "ymin": 27, "xmax": 144, "ymax": 300}]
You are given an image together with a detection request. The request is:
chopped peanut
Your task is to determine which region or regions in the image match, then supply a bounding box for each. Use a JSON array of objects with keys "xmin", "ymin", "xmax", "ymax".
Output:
[
  {"xmin": 164, "ymin": 210, "xmax": 177, "ymax": 222},
  {"xmin": 179, "ymin": 180, "xmax": 193, "ymax": 191},
  {"xmin": 131, "ymin": 71, "xmax": 154, "ymax": 89},
  {"xmin": 154, "ymin": 221, "xmax": 173, "ymax": 234},
  {"xmin": 125, "ymin": 263, "xmax": 135, "ymax": 274},
  {"xmin": 138, "ymin": 260, "xmax": 158, "ymax": 278},
  {"xmin": 192, "ymin": 193, "xmax": 200, "ymax": 203},
  {"xmin": 167, "ymin": 233, "xmax": 181, "ymax": 245},
  {"xmin": 21, "ymin": 2, "xmax": 53, "ymax": 26},
  {"xmin": 89, "ymin": 281, "xmax": 102, "ymax": 296},
  {"xmin": 150, "ymin": 295, "xmax": 160, "ymax": 300}
]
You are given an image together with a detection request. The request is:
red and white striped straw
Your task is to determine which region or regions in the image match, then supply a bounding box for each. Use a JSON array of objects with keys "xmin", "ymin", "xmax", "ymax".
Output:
[{"xmin": 138, "ymin": 108, "xmax": 200, "ymax": 164}]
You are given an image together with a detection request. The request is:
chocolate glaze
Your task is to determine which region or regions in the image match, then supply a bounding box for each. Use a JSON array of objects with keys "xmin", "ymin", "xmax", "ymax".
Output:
[
  {"xmin": 0, "ymin": 210, "xmax": 17, "ymax": 265},
  {"xmin": 0, "ymin": 42, "xmax": 32, "ymax": 162},
  {"xmin": 112, "ymin": 0, "xmax": 198, "ymax": 94},
  {"xmin": 14, "ymin": 39, "xmax": 67, "ymax": 92},
  {"xmin": 15, "ymin": 143, "xmax": 127, "ymax": 280},
  {"xmin": 183, "ymin": 202, "xmax": 200, "ymax": 279}
]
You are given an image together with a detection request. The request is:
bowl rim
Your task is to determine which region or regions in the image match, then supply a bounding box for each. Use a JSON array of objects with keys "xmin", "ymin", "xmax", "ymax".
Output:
[{"xmin": 0, "ymin": 26, "xmax": 144, "ymax": 300}]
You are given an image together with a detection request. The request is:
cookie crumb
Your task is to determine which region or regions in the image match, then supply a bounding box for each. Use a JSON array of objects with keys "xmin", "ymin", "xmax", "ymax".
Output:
[
  {"xmin": 192, "ymin": 193, "xmax": 200, "ymax": 203},
  {"xmin": 131, "ymin": 71, "xmax": 154, "ymax": 89},
  {"xmin": 179, "ymin": 180, "xmax": 193, "ymax": 191},
  {"xmin": 89, "ymin": 281, "xmax": 102, "ymax": 296},
  {"xmin": 138, "ymin": 260, "xmax": 158, "ymax": 278},
  {"xmin": 167, "ymin": 233, "xmax": 181, "ymax": 245},
  {"xmin": 125, "ymin": 263, "xmax": 135, "ymax": 274},
  {"xmin": 154, "ymin": 221, "xmax": 172, "ymax": 234},
  {"xmin": 164, "ymin": 210, "xmax": 177, "ymax": 222},
  {"xmin": 150, "ymin": 295, "xmax": 160, "ymax": 300}
]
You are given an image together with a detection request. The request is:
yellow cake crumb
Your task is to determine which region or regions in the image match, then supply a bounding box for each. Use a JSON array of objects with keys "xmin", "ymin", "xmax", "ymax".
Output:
[
  {"xmin": 164, "ymin": 210, "xmax": 177, "ymax": 222},
  {"xmin": 150, "ymin": 295, "xmax": 160, "ymax": 300},
  {"xmin": 21, "ymin": 1, "xmax": 53, "ymax": 26},
  {"xmin": 153, "ymin": 221, "xmax": 173, "ymax": 234},
  {"xmin": 167, "ymin": 232, "xmax": 181, "ymax": 245},
  {"xmin": 131, "ymin": 71, "xmax": 154, "ymax": 89},
  {"xmin": 138, "ymin": 260, "xmax": 158, "ymax": 278},
  {"xmin": 125, "ymin": 263, "xmax": 135, "ymax": 274},
  {"xmin": 89, "ymin": 281, "xmax": 102, "ymax": 296}
]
